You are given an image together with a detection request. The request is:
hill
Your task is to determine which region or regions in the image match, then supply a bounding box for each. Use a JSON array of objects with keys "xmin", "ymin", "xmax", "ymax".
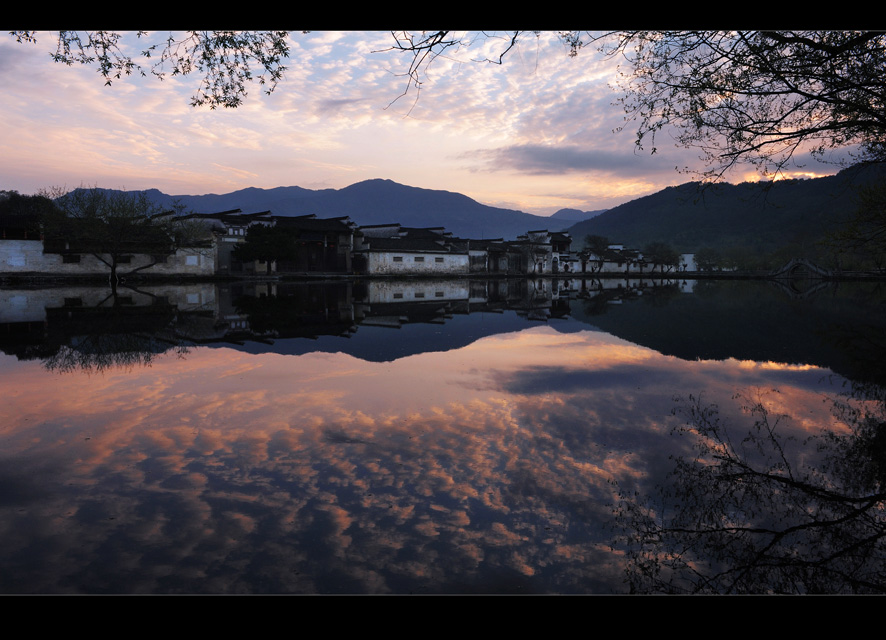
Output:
[
  {"xmin": 140, "ymin": 179, "xmax": 566, "ymax": 240},
  {"xmin": 567, "ymin": 164, "xmax": 886, "ymax": 257},
  {"xmin": 549, "ymin": 208, "xmax": 607, "ymax": 222}
]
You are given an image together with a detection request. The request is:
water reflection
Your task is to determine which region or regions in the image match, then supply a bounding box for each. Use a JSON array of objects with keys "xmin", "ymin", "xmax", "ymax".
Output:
[
  {"xmin": 0, "ymin": 278, "xmax": 883, "ymax": 593},
  {"xmin": 617, "ymin": 385, "xmax": 886, "ymax": 594}
]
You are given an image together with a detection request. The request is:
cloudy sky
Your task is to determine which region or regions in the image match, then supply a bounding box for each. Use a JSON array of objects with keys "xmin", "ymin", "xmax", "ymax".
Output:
[{"xmin": 0, "ymin": 31, "xmax": 836, "ymax": 216}]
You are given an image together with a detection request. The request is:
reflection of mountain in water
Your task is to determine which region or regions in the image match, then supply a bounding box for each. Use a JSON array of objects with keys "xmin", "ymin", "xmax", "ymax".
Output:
[
  {"xmin": 578, "ymin": 279, "xmax": 886, "ymax": 386},
  {"xmin": 1, "ymin": 279, "xmax": 884, "ymax": 383}
]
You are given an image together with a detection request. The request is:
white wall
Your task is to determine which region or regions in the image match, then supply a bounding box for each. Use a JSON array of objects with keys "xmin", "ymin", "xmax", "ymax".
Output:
[
  {"xmin": 366, "ymin": 251, "xmax": 469, "ymax": 275},
  {"xmin": 0, "ymin": 240, "xmax": 215, "ymax": 276}
]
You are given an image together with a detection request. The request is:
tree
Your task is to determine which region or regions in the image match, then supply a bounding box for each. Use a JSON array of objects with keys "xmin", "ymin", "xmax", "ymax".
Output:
[
  {"xmin": 581, "ymin": 234, "xmax": 610, "ymax": 274},
  {"xmin": 46, "ymin": 187, "xmax": 208, "ymax": 292},
  {"xmin": 388, "ymin": 31, "xmax": 886, "ymax": 180},
  {"xmin": 0, "ymin": 190, "xmax": 59, "ymax": 238},
  {"xmin": 232, "ymin": 223, "xmax": 300, "ymax": 274},
  {"xmin": 583, "ymin": 234, "xmax": 610, "ymax": 256},
  {"xmin": 642, "ymin": 241, "xmax": 681, "ymax": 273},
  {"xmin": 615, "ymin": 390, "xmax": 886, "ymax": 593},
  {"xmin": 10, "ymin": 31, "xmax": 293, "ymax": 109},
  {"xmin": 693, "ymin": 246, "xmax": 721, "ymax": 272},
  {"xmin": 42, "ymin": 297, "xmax": 189, "ymax": 374},
  {"xmin": 828, "ymin": 179, "xmax": 886, "ymax": 271},
  {"xmin": 599, "ymin": 31, "xmax": 886, "ymax": 180}
]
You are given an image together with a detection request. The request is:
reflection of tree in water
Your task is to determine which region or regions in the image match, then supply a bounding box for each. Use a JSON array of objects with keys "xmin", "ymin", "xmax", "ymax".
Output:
[
  {"xmin": 615, "ymin": 386, "xmax": 886, "ymax": 594},
  {"xmin": 44, "ymin": 334, "xmax": 189, "ymax": 374},
  {"xmin": 42, "ymin": 288, "xmax": 190, "ymax": 374}
]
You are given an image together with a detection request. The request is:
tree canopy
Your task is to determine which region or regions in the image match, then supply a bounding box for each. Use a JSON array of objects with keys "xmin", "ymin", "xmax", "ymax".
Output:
[
  {"xmin": 642, "ymin": 241, "xmax": 682, "ymax": 273},
  {"xmin": 10, "ymin": 31, "xmax": 292, "ymax": 109},
  {"xmin": 0, "ymin": 190, "xmax": 58, "ymax": 237},
  {"xmin": 232, "ymin": 223, "xmax": 300, "ymax": 273},
  {"xmin": 45, "ymin": 187, "xmax": 209, "ymax": 289},
  {"xmin": 388, "ymin": 31, "xmax": 886, "ymax": 180},
  {"xmin": 828, "ymin": 181, "xmax": 886, "ymax": 269},
  {"xmin": 599, "ymin": 31, "xmax": 886, "ymax": 179},
  {"xmin": 582, "ymin": 234, "xmax": 610, "ymax": 256}
]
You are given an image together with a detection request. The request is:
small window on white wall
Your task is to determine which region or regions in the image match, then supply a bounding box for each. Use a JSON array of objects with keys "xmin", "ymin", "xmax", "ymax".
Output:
[{"xmin": 186, "ymin": 255, "xmax": 199, "ymax": 266}]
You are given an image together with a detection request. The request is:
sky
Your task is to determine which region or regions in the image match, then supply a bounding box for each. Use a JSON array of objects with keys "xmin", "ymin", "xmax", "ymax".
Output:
[{"xmin": 0, "ymin": 31, "xmax": 839, "ymax": 217}]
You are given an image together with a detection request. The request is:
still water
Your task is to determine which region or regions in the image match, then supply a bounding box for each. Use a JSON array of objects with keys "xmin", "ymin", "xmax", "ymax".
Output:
[{"xmin": 1, "ymin": 277, "xmax": 884, "ymax": 593}]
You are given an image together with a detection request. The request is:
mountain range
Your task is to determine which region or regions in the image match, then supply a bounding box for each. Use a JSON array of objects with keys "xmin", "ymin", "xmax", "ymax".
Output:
[
  {"xmin": 140, "ymin": 179, "xmax": 584, "ymax": 240},
  {"xmin": 126, "ymin": 164, "xmax": 882, "ymax": 251}
]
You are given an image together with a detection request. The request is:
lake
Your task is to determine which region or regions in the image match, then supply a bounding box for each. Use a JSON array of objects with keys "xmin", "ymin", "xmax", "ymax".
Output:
[{"xmin": 1, "ymin": 277, "xmax": 884, "ymax": 593}]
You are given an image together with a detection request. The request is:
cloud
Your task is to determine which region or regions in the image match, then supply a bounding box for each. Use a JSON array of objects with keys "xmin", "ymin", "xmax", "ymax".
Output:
[
  {"xmin": 470, "ymin": 143, "xmax": 673, "ymax": 177},
  {"xmin": 314, "ymin": 97, "xmax": 367, "ymax": 116}
]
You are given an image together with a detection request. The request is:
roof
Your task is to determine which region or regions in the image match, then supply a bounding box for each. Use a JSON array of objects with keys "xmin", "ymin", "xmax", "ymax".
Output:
[
  {"xmin": 273, "ymin": 215, "xmax": 355, "ymax": 232},
  {"xmin": 359, "ymin": 237, "xmax": 461, "ymax": 253}
]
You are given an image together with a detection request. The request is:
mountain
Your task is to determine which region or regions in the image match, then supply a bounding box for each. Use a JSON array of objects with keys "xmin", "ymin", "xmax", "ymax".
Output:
[
  {"xmin": 141, "ymin": 179, "xmax": 567, "ymax": 240},
  {"xmin": 549, "ymin": 208, "xmax": 607, "ymax": 222},
  {"xmin": 566, "ymin": 164, "xmax": 886, "ymax": 255}
]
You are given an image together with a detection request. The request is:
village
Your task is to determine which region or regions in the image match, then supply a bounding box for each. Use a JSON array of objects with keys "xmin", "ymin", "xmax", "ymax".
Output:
[{"xmin": 0, "ymin": 206, "xmax": 693, "ymax": 279}]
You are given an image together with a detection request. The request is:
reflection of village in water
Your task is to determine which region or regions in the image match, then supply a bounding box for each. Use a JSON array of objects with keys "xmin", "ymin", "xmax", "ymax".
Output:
[
  {"xmin": 3, "ymin": 276, "xmax": 885, "ymax": 385},
  {"xmin": 0, "ymin": 277, "xmax": 692, "ymax": 364}
]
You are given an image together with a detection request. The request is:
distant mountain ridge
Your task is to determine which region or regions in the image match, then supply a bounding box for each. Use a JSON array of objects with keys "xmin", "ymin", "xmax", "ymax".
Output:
[
  {"xmin": 549, "ymin": 208, "xmax": 607, "ymax": 222},
  {"xmin": 81, "ymin": 166, "xmax": 884, "ymax": 253},
  {"xmin": 566, "ymin": 164, "xmax": 886, "ymax": 254},
  {"xmin": 137, "ymin": 179, "xmax": 568, "ymax": 240}
]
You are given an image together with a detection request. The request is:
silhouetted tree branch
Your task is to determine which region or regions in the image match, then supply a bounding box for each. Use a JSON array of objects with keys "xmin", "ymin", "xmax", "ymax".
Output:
[
  {"xmin": 44, "ymin": 187, "xmax": 210, "ymax": 292},
  {"xmin": 10, "ymin": 30, "xmax": 293, "ymax": 109},
  {"xmin": 614, "ymin": 389, "xmax": 886, "ymax": 593},
  {"xmin": 385, "ymin": 31, "xmax": 886, "ymax": 180},
  {"xmin": 598, "ymin": 31, "xmax": 886, "ymax": 180}
]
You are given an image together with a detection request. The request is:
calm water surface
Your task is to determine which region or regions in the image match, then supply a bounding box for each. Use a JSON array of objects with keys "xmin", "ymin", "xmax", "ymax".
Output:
[{"xmin": 1, "ymin": 278, "xmax": 884, "ymax": 593}]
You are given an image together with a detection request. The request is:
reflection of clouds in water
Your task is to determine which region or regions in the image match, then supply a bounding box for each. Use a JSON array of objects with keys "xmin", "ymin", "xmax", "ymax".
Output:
[{"xmin": 0, "ymin": 329, "xmax": 847, "ymax": 593}]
